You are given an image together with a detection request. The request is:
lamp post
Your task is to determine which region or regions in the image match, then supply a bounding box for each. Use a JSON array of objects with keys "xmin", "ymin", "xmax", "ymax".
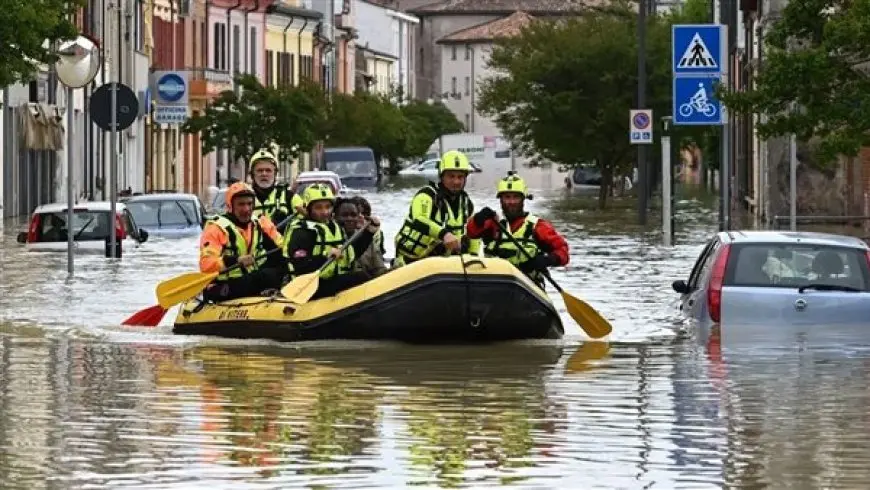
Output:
[{"xmin": 54, "ymin": 36, "xmax": 101, "ymax": 276}]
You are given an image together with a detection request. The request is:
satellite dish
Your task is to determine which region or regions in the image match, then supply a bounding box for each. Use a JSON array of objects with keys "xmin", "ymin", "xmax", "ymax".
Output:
[{"xmin": 55, "ymin": 36, "xmax": 101, "ymax": 88}]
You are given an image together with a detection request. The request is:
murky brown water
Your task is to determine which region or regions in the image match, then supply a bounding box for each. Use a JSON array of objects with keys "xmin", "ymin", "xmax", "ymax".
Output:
[{"xmin": 3, "ymin": 166, "xmax": 868, "ymax": 488}]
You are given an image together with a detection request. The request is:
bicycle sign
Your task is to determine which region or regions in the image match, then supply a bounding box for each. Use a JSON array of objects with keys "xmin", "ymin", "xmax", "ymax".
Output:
[{"xmin": 672, "ymin": 77, "xmax": 724, "ymax": 125}]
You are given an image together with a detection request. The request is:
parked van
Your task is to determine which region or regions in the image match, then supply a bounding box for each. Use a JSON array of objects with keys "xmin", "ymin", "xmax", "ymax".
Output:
[{"xmin": 320, "ymin": 146, "xmax": 378, "ymax": 189}]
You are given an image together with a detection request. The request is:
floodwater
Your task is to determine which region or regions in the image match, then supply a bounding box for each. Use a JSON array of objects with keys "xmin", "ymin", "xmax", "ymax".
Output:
[{"xmin": 1, "ymin": 165, "xmax": 869, "ymax": 489}]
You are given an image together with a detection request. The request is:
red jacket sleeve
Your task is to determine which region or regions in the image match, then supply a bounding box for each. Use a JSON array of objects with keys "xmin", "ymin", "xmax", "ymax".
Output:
[
  {"xmin": 533, "ymin": 218, "xmax": 569, "ymax": 266},
  {"xmin": 465, "ymin": 215, "xmax": 498, "ymax": 240}
]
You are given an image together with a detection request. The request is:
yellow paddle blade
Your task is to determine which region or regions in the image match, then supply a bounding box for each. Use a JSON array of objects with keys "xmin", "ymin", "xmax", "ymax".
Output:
[
  {"xmin": 561, "ymin": 291, "xmax": 613, "ymax": 339},
  {"xmin": 280, "ymin": 272, "xmax": 320, "ymax": 304},
  {"xmin": 156, "ymin": 271, "xmax": 219, "ymax": 309},
  {"xmin": 565, "ymin": 341, "xmax": 611, "ymax": 373}
]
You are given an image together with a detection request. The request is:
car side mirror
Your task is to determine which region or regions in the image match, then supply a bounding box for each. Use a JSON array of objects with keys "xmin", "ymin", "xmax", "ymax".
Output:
[
  {"xmin": 139, "ymin": 229, "xmax": 149, "ymax": 243},
  {"xmin": 671, "ymin": 280, "xmax": 690, "ymax": 294},
  {"xmin": 16, "ymin": 232, "xmax": 27, "ymax": 244}
]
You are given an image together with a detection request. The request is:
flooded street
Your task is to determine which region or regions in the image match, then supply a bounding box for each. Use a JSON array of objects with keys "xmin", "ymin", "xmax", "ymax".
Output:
[{"xmin": 2, "ymin": 166, "xmax": 869, "ymax": 488}]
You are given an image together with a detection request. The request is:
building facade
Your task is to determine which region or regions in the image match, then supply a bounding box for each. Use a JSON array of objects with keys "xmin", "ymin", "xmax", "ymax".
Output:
[
  {"xmin": 355, "ymin": 0, "xmax": 418, "ymax": 98},
  {"xmin": 265, "ymin": 1, "xmax": 322, "ymax": 178},
  {"xmin": 408, "ymin": 0, "xmax": 586, "ymax": 104},
  {"xmin": 436, "ymin": 11, "xmax": 532, "ymax": 135},
  {"xmin": 2, "ymin": 0, "xmax": 150, "ymax": 219}
]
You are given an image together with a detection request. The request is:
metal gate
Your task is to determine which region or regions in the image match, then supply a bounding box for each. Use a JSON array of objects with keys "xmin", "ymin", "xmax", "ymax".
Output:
[{"xmin": 2, "ymin": 105, "xmax": 57, "ymax": 221}]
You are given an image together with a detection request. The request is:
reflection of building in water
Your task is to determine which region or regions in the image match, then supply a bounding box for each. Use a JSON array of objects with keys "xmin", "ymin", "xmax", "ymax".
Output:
[
  {"xmin": 398, "ymin": 375, "xmax": 565, "ymax": 486},
  {"xmin": 0, "ymin": 336, "xmax": 52, "ymax": 490},
  {"xmin": 179, "ymin": 348, "xmax": 382, "ymax": 474}
]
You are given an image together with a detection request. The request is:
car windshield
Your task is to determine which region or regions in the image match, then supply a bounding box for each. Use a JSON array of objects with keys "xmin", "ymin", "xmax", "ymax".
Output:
[
  {"xmin": 296, "ymin": 180, "xmax": 338, "ymax": 194},
  {"xmin": 724, "ymin": 243, "xmax": 870, "ymax": 290},
  {"xmin": 127, "ymin": 200, "xmax": 198, "ymax": 227},
  {"xmin": 36, "ymin": 210, "xmax": 113, "ymax": 242}
]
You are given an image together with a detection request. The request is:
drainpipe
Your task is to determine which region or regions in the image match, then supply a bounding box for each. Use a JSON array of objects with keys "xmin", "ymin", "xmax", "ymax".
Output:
[
  {"xmin": 283, "ymin": 15, "xmax": 296, "ymax": 81},
  {"xmin": 226, "ymin": 0, "xmax": 242, "ymax": 183},
  {"xmin": 297, "ymin": 18, "xmax": 308, "ymax": 85},
  {"xmin": 243, "ymin": 0, "xmax": 260, "ymax": 74},
  {"xmin": 227, "ymin": 0, "xmax": 242, "ymax": 78}
]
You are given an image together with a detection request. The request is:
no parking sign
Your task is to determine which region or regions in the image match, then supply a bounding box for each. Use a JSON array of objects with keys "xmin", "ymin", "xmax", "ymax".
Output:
[{"xmin": 630, "ymin": 109, "xmax": 653, "ymax": 144}]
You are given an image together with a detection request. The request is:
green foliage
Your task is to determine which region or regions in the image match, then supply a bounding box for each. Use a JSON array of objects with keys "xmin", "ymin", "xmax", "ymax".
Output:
[
  {"xmin": 182, "ymin": 75, "xmax": 327, "ymax": 164},
  {"xmin": 477, "ymin": 0, "xmax": 713, "ymax": 207},
  {"xmin": 185, "ymin": 77, "xmax": 463, "ymax": 174},
  {"xmin": 718, "ymin": 0, "xmax": 870, "ymax": 163},
  {"xmin": 0, "ymin": 0, "xmax": 83, "ymax": 87}
]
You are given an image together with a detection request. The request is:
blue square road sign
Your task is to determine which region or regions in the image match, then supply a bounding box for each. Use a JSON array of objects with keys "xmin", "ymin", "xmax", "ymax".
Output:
[
  {"xmin": 673, "ymin": 77, "xmax": 724, "ymax": 126},
  {"xmin": 672, "ymin": 24, "xmax": 725, "ymax": 77}
]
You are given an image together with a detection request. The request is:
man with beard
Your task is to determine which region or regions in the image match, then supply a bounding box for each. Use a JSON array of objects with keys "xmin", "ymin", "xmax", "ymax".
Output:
[
  {"xmin": 393, "ymin": 150, "xmax": 480, "ymax": 266},
  {"xmin": 199, "ymin": 182, "xmax": 285, "ymax": 302},
  {"xmin": 248, "ymin": 149, "xmax": 304, "ymax": 231},
  {"xmin": 465, "ymin": 171, "xmax": 569, "ymax": 289}
]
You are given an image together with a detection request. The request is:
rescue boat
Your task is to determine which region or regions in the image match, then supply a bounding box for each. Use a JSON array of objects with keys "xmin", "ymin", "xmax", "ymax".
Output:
[{"xmin": 172, "ymin": 256, "xmax": 564, "ymax": 343}]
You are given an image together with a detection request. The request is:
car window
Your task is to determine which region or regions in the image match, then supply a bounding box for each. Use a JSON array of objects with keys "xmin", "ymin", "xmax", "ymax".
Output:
[
  {"xmin": 37, "ymin": 210, "xmax": 111, "ymax": 242},
  {"xmin": 687, "ymin": 239, "xmax": 716, "ymax": 289},
  {"xmin": 127, "ymin": 200, "xmax": 198, "ymax": 227},
  {"xmin": 724, "ymin": 243, "xmax": 870, "ymax": 290}
]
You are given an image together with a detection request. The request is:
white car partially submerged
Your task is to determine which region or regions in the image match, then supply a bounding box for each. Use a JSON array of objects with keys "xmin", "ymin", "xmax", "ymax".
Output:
[
  {"xmin": 398, "ymin": 158, "xmax": 482, "ymax": 178},
  {"xmin": 16, "ymin": 201, "xmax": 149, "ymax": 255}
]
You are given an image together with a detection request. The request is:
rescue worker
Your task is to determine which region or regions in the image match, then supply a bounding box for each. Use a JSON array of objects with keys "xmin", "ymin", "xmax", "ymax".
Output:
[
  {"xmin": 248, "ymin": 149, "xmax": 305, "ymax": 231},
  {"xmin": 466, "ymin": 171, "xmax": 569, "ymax": 289},
  {"xmin": 283, "ymin": 184, "xmax": 381, "ymax": 299},
  {"xmin": 393, "ymin": 150, "xmax": 480, "ymax": 266},
  {"xmin": 199, "ymin": 182, "xmax": 286, "ymax": 302}
]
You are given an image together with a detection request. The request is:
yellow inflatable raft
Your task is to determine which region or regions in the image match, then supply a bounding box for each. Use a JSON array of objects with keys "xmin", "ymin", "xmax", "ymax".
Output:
[{"xmin": 173, "ymin": 256, "xmax": 564, "ymax": 343}]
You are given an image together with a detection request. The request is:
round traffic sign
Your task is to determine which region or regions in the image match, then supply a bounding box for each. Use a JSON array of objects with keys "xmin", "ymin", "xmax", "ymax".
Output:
[
  {"xmin": 157, "ymin": 73, "xmax": 186, "ymax": 102},
  {"xmin": 633, "ymin": 112, "xmax": 651, "ymax": 130},
  {"xmin": 89, "ymin": 82, "xmax": 139, "ymax": 132}
]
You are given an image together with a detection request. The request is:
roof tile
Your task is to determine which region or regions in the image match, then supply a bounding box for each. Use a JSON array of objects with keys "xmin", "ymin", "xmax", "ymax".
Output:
[{"xmin": 438, "ymin": 11, "xmax": 536, "ymax": 43}]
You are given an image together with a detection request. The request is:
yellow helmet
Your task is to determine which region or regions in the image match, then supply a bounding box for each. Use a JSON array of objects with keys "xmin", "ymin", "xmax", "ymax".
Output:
[
  {"xmin": 302, "ymin": 183, "xmax": 336, "ymax": 207},
  {"xmin": 249, "ymin": 149, "xmax": 278, "ymax": 168},
  {"xmin": 496, "ymin": 171, "xmax": 529, "ymax": 198},
  {"xmin": 438, "ymin": 150, "xmax": 473, "ymax": 175}
]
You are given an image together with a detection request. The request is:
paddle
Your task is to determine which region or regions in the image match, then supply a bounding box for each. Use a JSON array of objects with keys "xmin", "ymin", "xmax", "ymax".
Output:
[
  {"xmin": 122, "ymin": 216, "xmax": 292, "ymax": 327},
  {"xmin": 493, "ymin": 220, "xmax": 613, "ymax": 339},
  {"xmin": 279, "ymin": 219, "xmax": 372, "ymax": 304}
]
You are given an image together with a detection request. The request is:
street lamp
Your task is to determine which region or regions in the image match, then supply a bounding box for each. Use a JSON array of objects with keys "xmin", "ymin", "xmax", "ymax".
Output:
[{"xmin": 55, "ymin": 35, "xmax": 101, "ymax": 276}]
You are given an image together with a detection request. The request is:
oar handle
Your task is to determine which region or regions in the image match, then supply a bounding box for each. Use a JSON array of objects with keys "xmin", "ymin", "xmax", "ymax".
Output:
[
  {"xmin": 219, "ymin": 215, "xmax": 293, "ymax": 274},
  {"xmin": 493, "ymin": 219, "xmax": 563, "ymax": 293}
]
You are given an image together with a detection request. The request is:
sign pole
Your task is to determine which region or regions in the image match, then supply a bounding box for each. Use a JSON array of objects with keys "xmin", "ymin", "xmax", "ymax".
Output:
[
  {"xmin": 661, "ymin": 117, "xmax": 673, "ymax": 246},
  {"xmin": 66, "ymin": 86, "xmax": 75, "ymax": 273},
  {"xmin": 55, "ymin": 36, "xmax": 101, "ymax": 275}
]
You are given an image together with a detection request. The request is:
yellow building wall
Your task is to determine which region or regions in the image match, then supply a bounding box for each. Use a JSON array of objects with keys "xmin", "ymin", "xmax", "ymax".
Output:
[{"xmin": 264, "ymin": 22, "xmax": 317, "ymax": 179}]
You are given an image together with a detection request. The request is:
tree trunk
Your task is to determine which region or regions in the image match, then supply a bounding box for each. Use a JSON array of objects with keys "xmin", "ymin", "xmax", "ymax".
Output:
[{"xmin": 598, "ymin": 165, "xmax": 614, "ymax": 209}]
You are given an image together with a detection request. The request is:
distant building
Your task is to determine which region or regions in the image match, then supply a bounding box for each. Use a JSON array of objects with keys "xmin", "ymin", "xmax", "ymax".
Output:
[{"xmin": 354, "ymin": 0, "xmax": 419, "ymax": 98}]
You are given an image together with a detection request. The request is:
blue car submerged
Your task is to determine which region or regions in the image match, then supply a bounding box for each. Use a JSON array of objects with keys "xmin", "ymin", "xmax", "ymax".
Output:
[{"xmin": 124, "ymin": 193, "xmax": 207, "ymax": 238}]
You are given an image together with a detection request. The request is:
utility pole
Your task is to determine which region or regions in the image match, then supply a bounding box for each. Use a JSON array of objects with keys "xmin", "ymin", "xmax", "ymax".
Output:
[{"xmin": 637, "ymin": 0, "xmax": 648, "ymax": 226}]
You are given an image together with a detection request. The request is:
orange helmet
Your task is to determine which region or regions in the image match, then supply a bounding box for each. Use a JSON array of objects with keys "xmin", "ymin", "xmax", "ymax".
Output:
[{"xmin": 225, "ymin": 182, "xmax": 256, "ymax": 208}]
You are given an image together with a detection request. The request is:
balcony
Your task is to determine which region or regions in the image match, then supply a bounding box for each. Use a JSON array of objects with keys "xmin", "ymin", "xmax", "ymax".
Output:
[{"xmin": 188, "ymin": 68, "xmax": 233, "ymax": 99}]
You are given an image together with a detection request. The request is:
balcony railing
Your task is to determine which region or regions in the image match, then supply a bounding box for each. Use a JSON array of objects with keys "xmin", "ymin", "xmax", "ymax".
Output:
[{"xmin": 187, "ymin": 67, "xmax": 233, "ymax": 84}]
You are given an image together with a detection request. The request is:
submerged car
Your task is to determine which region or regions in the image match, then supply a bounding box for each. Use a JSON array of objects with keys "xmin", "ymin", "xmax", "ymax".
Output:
[
  {"xmin": 124, "ymin": 193, "xmax": 207, "ymax": 238},
  {"xmin": 398, "ymin": 158, "xmax": 483, "ymax": 178},
  {"xmin": 320, "ymin": 146, "xmax": 379, "ymax": 189},
  {"xmin": 673, "ymin": 230, "xmax": 870, "ymax": 333},
  {"xmin": 16, "ymin": 201, "xmax": 149, "ymax": 255},
  {"xmin": 292, "ymin": 170, "xmax": 345, "ymax": 196}
]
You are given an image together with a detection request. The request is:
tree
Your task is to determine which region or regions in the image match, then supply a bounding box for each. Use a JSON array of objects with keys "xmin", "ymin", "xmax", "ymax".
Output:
[
  {"xmin": 182, "ymin": 75, "xmax": 327, "ymax": 164},
  {"xmin": 718, "ymin": 0, "xmax": 870, "ymax": 163},
  {"xmin": 400, "ymin": 99, "xmax": 465, "ymax": 160},
  {"xmin": 477, "ymin": 0, "xmax": 711, "ymax": 208},
  {"xmin": 323, "ymin": 90, "xmax": 463, "ymax": 175},
  {"xmin": 0, "ymin": 0, "xmax": 82, "ymax": 87}
]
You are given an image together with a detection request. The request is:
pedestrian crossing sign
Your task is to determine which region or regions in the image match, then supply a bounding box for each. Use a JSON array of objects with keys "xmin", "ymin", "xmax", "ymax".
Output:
[{"xmin": 672, "ymin": 24, "xmax": 725, "ymax": 77}]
